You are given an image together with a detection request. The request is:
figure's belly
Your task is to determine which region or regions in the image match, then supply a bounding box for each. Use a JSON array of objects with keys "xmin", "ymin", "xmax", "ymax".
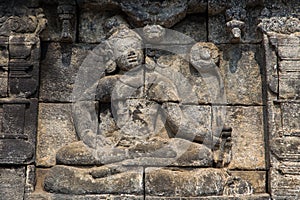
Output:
[{"xmin": 113, "ymin": 99, "xmax": 166, "ymax": 146}]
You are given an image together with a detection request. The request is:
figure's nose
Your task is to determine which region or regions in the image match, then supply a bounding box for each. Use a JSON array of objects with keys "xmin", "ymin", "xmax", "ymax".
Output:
[{"xmin": 128, "ymin": 51, "xmax": 136, "ymax": 57}]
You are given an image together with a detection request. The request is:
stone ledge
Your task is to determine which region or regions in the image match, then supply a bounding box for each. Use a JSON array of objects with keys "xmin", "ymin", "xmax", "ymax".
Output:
[{"xmin": 25, "ymin": 193, "xmax": 270, "ymax": 200}]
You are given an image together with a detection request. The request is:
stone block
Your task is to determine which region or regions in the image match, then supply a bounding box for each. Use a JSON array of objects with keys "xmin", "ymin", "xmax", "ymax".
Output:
[
  {"xmin": 0, "ymin": 43, "xmax": 8, "ymax": 97},
  {"xmin": 36, "ymin": 103, "xmax": 77, "ymax": 167},
  {"xmin": 279, "ymin": 73, "xmax": 300, "ymax": 100},
  {"xmin": 229, "ymin": 171, "xmax": 266, "ymax": 193},
  {"xmin": 278, "ymin": 45, "xmax": 300, "ymax": 60},
  {"xmin": 0, "ymin": 139, "xmax": 34, "ymax": 164},
  {"xmin": 152, "ymin": 55, "xmax": 212, "ymax": 104},
  {"xmin": 222, "ymin": 106, "xmax": 265, "ymax": 170},
  {"xmin": 39, "ymin": 3, "xmax": 61, "ymax": 42},
  {"xmin": 0, "ymin": 99, "xmax": 37, "ymax": 164},
  {"xmin": 43, "ymin": 165, "xmax": 144, "ymax": 195},
  {"xmin": 40, "ymin": 43, "xmax": 95, "ymax": 102},
  {"xmin": 208, "ymin": 7, "xmax": 262, "ymax": 44},
  {"xmin": 8, "ymin": 35, "xmax": 40, "ymax": 98},
  {"xmin": 145, "ymin": 167, "xmax": 228, "ymax": 197},
  {"xmin": 0, "ymin": 167, "xmax": 25, "ymax": 200},
  {"xmin": 281, "ymin": 103, "xmax": 300, "ymax": 134},
  {"xmin": 2, "ymin": 104, "xmax": 25, "ymax": 135},
  {"xmin": 0, "ymin": 74, "xmax": 8, "ymax": 97},
  {"xmin": 271, "ymin": 136, "xmax": 300, "ymax": 162},
  {"xmin": 146, "ymin": 194, "xmax": 270, "ymax": 199},
  {"xmin": 173, "ymin": 14, "xmax": 207, "ymax": 42},
  {"xmin": 278, "ymin": 61, "xmax": 300, "ymax": 99},
  {"xmin": 219, "ymin": 44, "xmax": 262, "ymax": 105},
  {"xmin": 270, "ymin": 167, "xmax": 300, "ymax": 199},
  {"xmin": 164, "ymin": 104, "xmax": 212, "ymax": 143},
  {"xmin": 26, "ymin": 193, "xmax": 144, "ymax": 200},
  {"xmin": 78, "ymin": 8, "xmax": 119, "ymax": 43}
]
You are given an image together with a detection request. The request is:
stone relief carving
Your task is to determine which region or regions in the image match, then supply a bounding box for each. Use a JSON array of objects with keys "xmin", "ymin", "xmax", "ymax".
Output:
[
  {"xmin": 57, "ymin": 0, "xmax": 76, "ymax": 42},
  {"xmin": 4, "ymin": 0, "xmax": 298, "ymax": 199},
  {"xmin": 259, "ymin": 17, "xmax": 300, "ymax": 34},
  {"xmin": 42, "ymin": 18, "xmax": 255, "ymax": 197},
  {"xmin": 225, "ymin": 7, "xmax": 246, "ymax": 43},
  {"xmin": 260, "ymin": 13, "xmax": 300, "ymax": 199},
  {"xmin": 0, "ymin": 4, "xmax": 47, "ymax": 98},
  {"xmin": 0, "ymin": 1, "xmax": 45, "ymax": 167}
]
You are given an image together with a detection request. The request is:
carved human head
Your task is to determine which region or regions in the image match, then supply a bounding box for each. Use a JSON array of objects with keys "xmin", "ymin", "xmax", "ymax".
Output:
[{"xmin": 109, "ymin": 25, "xmax": 144, "ymax": 71}]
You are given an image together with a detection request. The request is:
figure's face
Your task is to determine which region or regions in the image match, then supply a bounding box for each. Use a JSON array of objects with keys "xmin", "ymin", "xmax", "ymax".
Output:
[
  {"xmin": 115, "ymin": 38, "xmax": 144, "ymax": 71},
  {"xmin": 143, "ymin": 25, "xmax": 166, "ymax": 43}
]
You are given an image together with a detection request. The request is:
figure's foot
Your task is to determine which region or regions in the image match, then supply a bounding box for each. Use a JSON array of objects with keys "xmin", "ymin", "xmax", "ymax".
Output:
[
  {"xmin": 56, "ymin": 141, "xmax": 98, "ymax": 165},
  {"xmin": 44, "ymin": 165, "xmax": 144, "ymax": 195},
  {"xmin": 122, "ymin": 138, "xmax": 213, "ymax": 167},
  {"xmin": 56, "ymin": 141, "xmax": 131, "ymax": 165}
]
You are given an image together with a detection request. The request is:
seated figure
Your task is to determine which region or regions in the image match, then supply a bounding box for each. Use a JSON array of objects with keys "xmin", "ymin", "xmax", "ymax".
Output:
[
  {"xmin": 56, "ymin": 23, "xmax": 222, "ymax": 167},
  {"xmin": 44, "ymin": 19, "xmax": 244, "ymax": 197}
]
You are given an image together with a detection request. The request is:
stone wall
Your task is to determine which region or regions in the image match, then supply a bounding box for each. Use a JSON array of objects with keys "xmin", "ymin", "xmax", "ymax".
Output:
[{"xmin": 0, "ymin": 0, "xmax": 299, "ymax": 199}]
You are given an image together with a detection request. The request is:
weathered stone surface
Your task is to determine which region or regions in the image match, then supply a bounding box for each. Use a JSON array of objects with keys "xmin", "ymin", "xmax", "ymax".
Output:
[
  {"xmin": 262, "ymin": 34, "xmax": 278, "ymax": 95},
  {"xmin": 112, "ymin": 99, "xmax": 165, "ymax": 142},
  {"xmin": 153, "ymin": 54, "xmax": 211, "ymax": 104},
  {"xmin": 281, "ymin": 102, "xmax": 300, "ymax": 134},
  {"xmin": 0, "ymin": 1, "xmax": 291, "ymax": 200},
  {"xmin": 0, "ymin": 72, "xmax": 8, "ymax": 97},
  {"xmin": 163, "ymin": 104, "xmax": 212, "ymax": 143},
  {"xmin": 0, "ymin": 42, "xmax": 8, "ymax": 97},
  {"xmin": 2, "ymin": 104, "xmax": 25, "ymax": 135},
  {"xmin": 56, "ymin": 137, "xmax": 213, "ymax": 167},
  {"xmin": 56, "ymin": 141, "xmax": 97, "ymax": 165},
  {"xmin": 259, "ymin": 16, "xmax": 300, "ymax": 35},
  {"xmin": 78, "ymin": 9, "xmax": 120, "ymax": 43},
  {"xmin": 57, "ymin": 1, "xmax": 77, "ymax": 43},
  {"xmin": 229, "ymin": 171, "xmax": 266, "ymax": 193},
  {"xmin": 145, "ymin": 168, "xmax": 229, "ymax": 196},
  {"xmin": 208, "ymin": 7, "xmax": 262, "ymax": 44},
  {"xmin": 123, "ymin": 138, "xmax": 213, "ymax": 167},
  {"xmin": 279, "ymin": 62, "xmax": 300, "ymax": 99},
  {"xmin": 119, "ymin": 0, "xmax": 188, "ymax": 28},
  {"xmin": 270, "ymin": 167, "xmax": 300, "ymax": 199},
  {"xmin": 40, "ymin": 43, "xmax": 95, "ymax": 102},
  {"xmin": 36, "ymin": 103, "xmax": 77, "ymax": 167},
  {"xmin": 146, "ymin": 194, "xmax": 270, "ymax": 200},
  {"xmin": 26, "ymin": 193, "xmax": 144, "ymax": 200},
  {"xmin": 0, "ymin": 167, "xmax": 25, "ymax": 200},
  {"xmin": 0, "ymin": 99, "xmax": 37, "ymax": 164},
  {"xmin": 8, "ymin": 35, "xmax": 41, "ymax": 98},
  {"xmin": 173, "ymin": 14, "xmax": 207, "ymax": 42},
  {"xmin": 219, "ymin": 45, "xmax": 262, "ymax": 105},
  {"xmin": 271, "ymin": 137, "xmax": 300, "ymax": 162},
  {"xmin": 187, "ymin": 0, "xmax": 207, "ymax": 14},
  {"xmin": 25, "ymin": 165, "xmax": 36, "ymax": 193},
  {"xmin": 223, "ymin": 106, "xmax": 265, "ymax": 170},
  {"xmin": 0, "ymin": 139, "xmax": 34, "ymax": 164},
  {"xmin": 277, "ymin": 49, "xmax": 300, "ymax": 101},
  {"xmin": 39, "ymin": 2, "xmax": 62, "ymax": 42},
  {"xmin": 262, "ymin": 17, "xmax": 300, "ymax": 199},
  {"xmin": 223, "ymin": 176, "xmax": 253, "ymax": 196},
  {"xmin": 44, "ymin": 165, "xmax": 143, "ymax": 195}
]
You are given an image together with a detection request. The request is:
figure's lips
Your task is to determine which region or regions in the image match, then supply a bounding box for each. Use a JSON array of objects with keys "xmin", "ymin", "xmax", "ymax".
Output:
[{"xmin": 127, "ymin": 51, "xmax": 138, "ymax": 64}]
